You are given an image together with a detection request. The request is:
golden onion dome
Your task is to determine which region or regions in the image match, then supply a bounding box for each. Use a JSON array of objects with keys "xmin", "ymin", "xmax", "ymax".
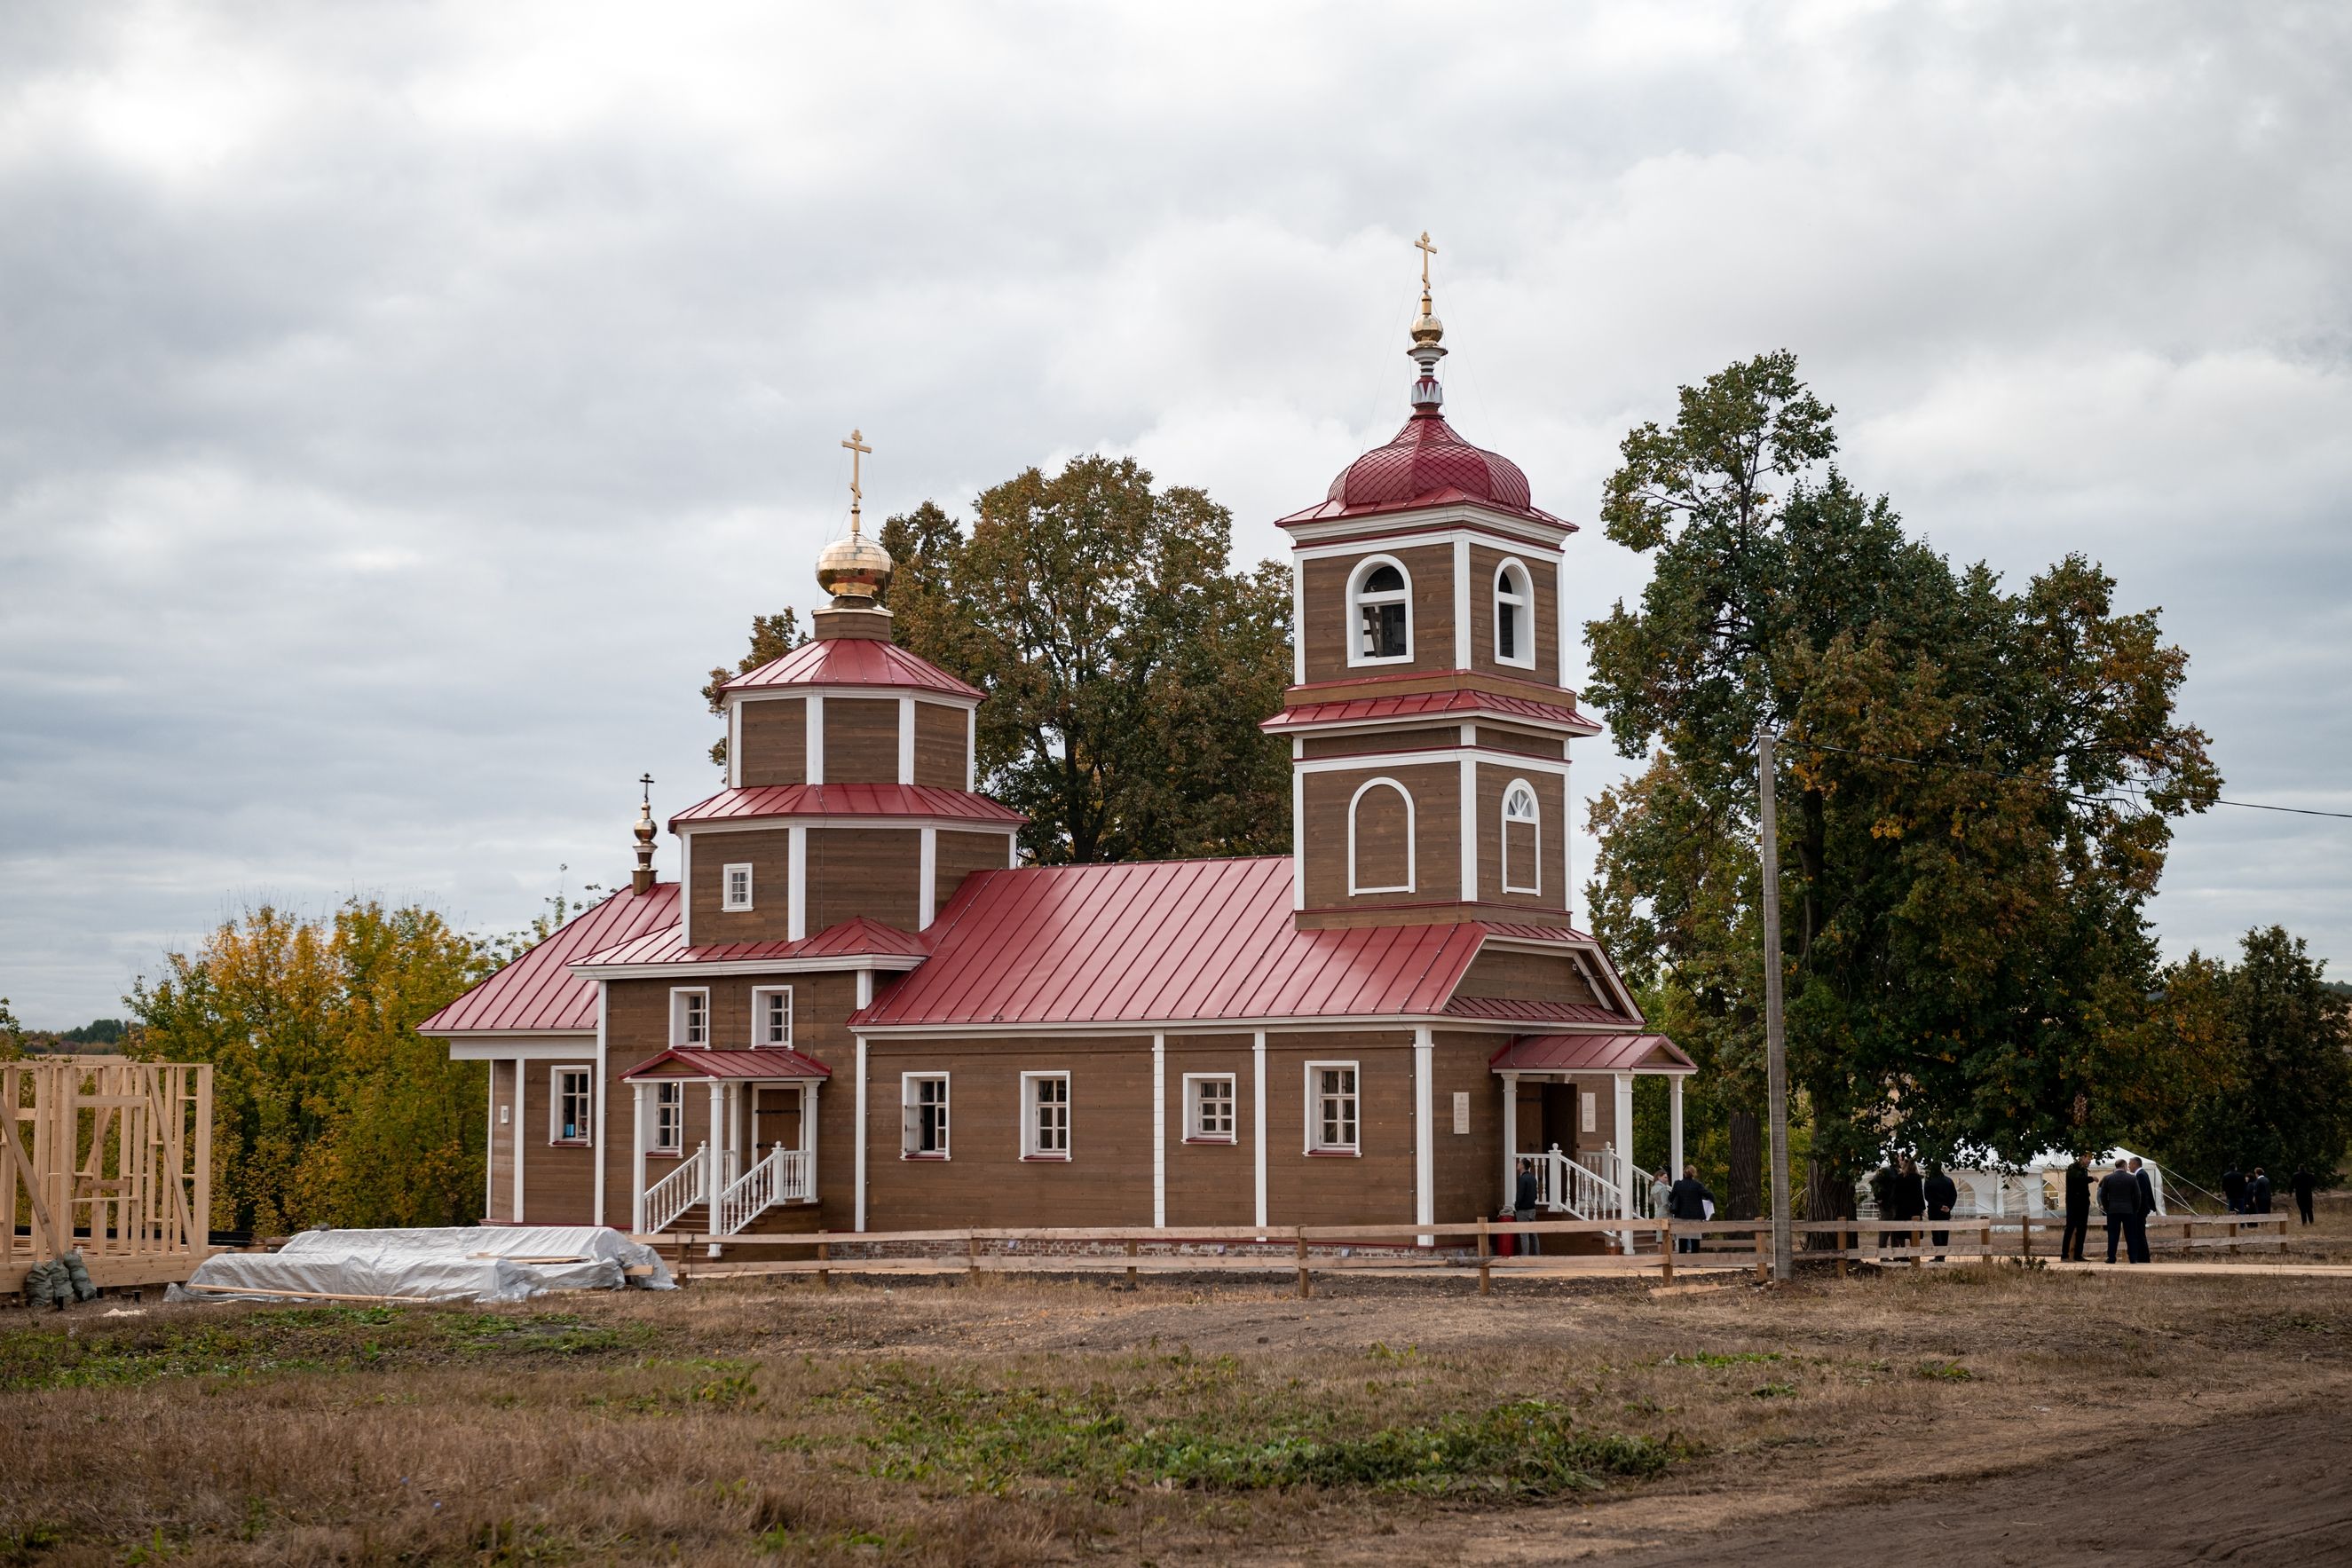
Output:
[{"xmin": 817, "ymin": 530, "xmax": 894, "ymax": 605}]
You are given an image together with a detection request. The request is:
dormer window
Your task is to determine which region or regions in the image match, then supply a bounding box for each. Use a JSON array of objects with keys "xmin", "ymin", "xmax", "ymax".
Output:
[
  {"xmin": 1495, "ymin": 559, "xmax": 1534, "ymax": 668},
  {"xmin": 1349, "ymin": 557, "xmax": 1412, "ymax": 665}
]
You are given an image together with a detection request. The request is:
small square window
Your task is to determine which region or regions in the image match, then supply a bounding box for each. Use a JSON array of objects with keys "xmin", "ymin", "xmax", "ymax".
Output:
[
  {"xmin": 751, "ymin": 986, "xmax": 793, "ymax": 1048},
  {"xmin": 652, "ymin": 1082, "xmax": 683, "ymax": 1154},
  {"xmin": 1306, "ymin": 1062, "xmax": 1359, "ymax": 1154},
  {"xmin": 1022, "ymin": 1072, "xmax": 1070, "ymax": 1159},
  {"xmin": 904, "ymin": 1074, "xmax": 950, "ymax": 1158},
  {"xmin": 671, "ymin": 989, "xmax": 709, "ymax": 1048},
  {"xmin": 1184, "ymin": 1074, "xmax": 1236, "ymax": 1142},
  {"xmin": 550, "ymin": 1066, "xmax": 593, "ymax": 1145},
  {"xmin": 722, "ymin": 863, "xmax": 754, "ymax": 911}
]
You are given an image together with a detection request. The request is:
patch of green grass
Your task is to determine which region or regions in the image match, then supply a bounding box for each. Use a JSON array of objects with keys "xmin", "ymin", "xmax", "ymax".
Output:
[
  {"xmin": 1914, "ymin": 1359, "xmax": 1974, "ymax": 1382},
  {"xmin": 0, "ymin": 1524, "xmax": 67, "ymax": 1566},
  {"xmin": 1659, "ymin": 1351, "xmax": 1782, "ymax": 1367},
  {"xmin": 1748, "ymin": 1382, "xmax": 1797, "ymax": 1399}
]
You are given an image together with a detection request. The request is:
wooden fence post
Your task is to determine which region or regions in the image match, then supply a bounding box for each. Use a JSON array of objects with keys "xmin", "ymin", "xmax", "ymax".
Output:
[
  {"xmin": 817, "ymin": 1233, "xmax": 830, "ymax": 1289},
  {"xmin": 1753, "ymin": 1227, "xmax": 1768, "ymax": 1283},
  {"xmin": 1660, "ymin": 1222, "xmax": 1673, "ymax": 1284},
  {"xmin": 1125, "ymin": 1237, "xmax": 1138, "ymax": 1288},
  {"xmin": 1295, "ymin": 1228, "xmax": 1311, "ymax": 1299},
  {"xmin": 967, "ymin": 1231, "xmax": 979, "ymax": 1278},
  {"xmin": 1476, "ymin": 1217, "xmax": 1491, "ymax": 1296},
  {"xmin": 2020, "ymin": 1215, "xmax": 2032, "ymax": 1262},
  {"xmin": 1836, "ymin": 1223, "xmax": 1849, "ymax": 1280}
]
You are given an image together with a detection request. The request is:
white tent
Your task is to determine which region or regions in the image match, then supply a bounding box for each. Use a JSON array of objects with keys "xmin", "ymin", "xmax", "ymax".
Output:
[{"xmin": 1859, "ymin": 1147, "xmax": 2167, "ymax": 1218}]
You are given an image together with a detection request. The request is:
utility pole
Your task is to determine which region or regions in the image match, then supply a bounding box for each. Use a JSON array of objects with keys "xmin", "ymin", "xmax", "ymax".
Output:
[{"xmin": 1757, "ymin": 729, "xmax": 1793, "ymax": 1281}]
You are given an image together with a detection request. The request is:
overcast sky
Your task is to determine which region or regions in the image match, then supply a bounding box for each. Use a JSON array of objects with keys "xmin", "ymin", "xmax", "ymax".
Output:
[{"xmin": 3, "ymin": 3, "xmax": 2348, "ymax": 1024}]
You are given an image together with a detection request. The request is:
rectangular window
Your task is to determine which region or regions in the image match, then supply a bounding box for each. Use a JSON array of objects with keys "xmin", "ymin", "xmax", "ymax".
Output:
[
  {"xmin": 1184, "ymin": 1074, "xmax": 1236, "ymax": 1142},
  {"xmin": 671, "ymin": 988, "xmax": 709, "ymax": 1048},
  {"xmin": 551, "ymin": 1066, "xmax": 593, "ymax": 1145},
  {"xmin": 652, "ymin": 1082, "xmax": 683, "ymax": 1154},
  {"xmin": 1306, "ymin": 1062, "xmax": 1359, "ymax": 1154},
  {"xmin": 722, "ymin": 863, "xmax": 754, "ymax": 911},
  {"xmin": 903, "ymin": 1073, "xmax": 950, "ymax": 1158},
  {"xmin": 751, "ymin": 986, "xmax": 793, "ymax": 1048},
  {"xmin": 1022, "ymin": 1071, "xmax": 1070, "ymax": 1159}
]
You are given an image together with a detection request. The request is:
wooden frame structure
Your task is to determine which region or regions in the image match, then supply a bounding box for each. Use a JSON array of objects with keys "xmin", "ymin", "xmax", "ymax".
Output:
[{"xmin": 4, "ymin": 1057, "xmax": 213, "ymax": 1296}]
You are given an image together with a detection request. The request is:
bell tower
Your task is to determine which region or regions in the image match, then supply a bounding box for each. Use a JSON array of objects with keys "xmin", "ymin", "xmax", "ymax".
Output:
[{"xmin": 1264, "ymin": 237, "xmax": 1601, "ymax": 930}]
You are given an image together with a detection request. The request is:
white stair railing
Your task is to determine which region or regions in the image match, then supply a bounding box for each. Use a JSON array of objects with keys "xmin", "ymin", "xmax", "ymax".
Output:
[
  {"xmin": 713, "ymin": 1144, "xmax": 811, "ymax": 1236},
  {"xmin": 644, "ymin": 1145, "xmax": 708, "ymax": 1233}
]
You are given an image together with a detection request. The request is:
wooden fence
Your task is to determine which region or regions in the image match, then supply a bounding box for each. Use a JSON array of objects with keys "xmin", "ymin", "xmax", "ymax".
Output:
[
  {"xmin": 635, "ymin": 1212, "xmax": 2289, "ymax": 1296},
  {"xmin": 4, "ymin": 1056, "xmax": 214, "ymax": 1296}
]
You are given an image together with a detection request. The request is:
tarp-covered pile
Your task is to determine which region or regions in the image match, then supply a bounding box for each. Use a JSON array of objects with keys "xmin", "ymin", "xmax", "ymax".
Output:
[{"xmin": 171, "ymin": 1225, "xmax": 675, "ymax": 1304}]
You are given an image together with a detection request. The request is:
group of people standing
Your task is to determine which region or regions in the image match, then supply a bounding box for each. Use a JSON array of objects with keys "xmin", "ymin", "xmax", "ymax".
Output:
[
  {"xmin": 1871, "ymin": 1154, "xmax": 1961, "ymax": 1254},
  {"xmin": 2223, "ymin": 1165, "xmax": 2320, "ymax": 1224},
  {"xmin": 2065, "ymin": 1154, "xmax": 2159, "ymax": 1263}
]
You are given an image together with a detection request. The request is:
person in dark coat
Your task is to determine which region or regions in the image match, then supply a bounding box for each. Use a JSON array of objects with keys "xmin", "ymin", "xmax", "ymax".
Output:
[
  {"xmin": 2251, "ymin": 1168, "xmax": 2273, "ymax": 1214},
  {"xmin": 2222, "ymin": 1166, "xmax": 2246, "ymax": 1214},
  {"xmin": 1668, "ymin": 1165, "xmax": 1715, "ymax": 1254},
  {"xmin": 2128, "ymin": 1158, "xmax": 2156, "ymax": 1263},
  {"xmin": 2292, "ymin": 1168, "xmax": 2317, "ymax": 1225},
  {"xmin": 2098, "ymin": 1162, "xmax": 2142, "ymax": 1264},
  {"xmin": 1923, "ymin": 1162, "xmax": 1958, "ymax": 1259},
  {"xmin": 2062, "ymin": 1155, "xmax": 2092, "ymax": 1262},
  {"xmin": 1869, "ymin": 1160, "xmax": 1898, "ymax": 1252},
  {"xmin": 1896, "ymin": 1154, "xmax": 1927, "ymax": 1254},
  {"xmin": 1513, "ymin": 1158, "xmax": 1541, "ymax": 1257}
]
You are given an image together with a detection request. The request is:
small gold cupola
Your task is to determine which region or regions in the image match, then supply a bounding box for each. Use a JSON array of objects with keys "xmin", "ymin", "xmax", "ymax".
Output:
[
  {"xmin": 1408, "ymin": 231, "xmax": 1447, "ymax": 411},
  {"xmin": 630, "ymin": 772, "xmax": 658, "ymax": 894},
  {"xmin": 813, "ymin": 427, "xmax": 896, "ymax": 641}
]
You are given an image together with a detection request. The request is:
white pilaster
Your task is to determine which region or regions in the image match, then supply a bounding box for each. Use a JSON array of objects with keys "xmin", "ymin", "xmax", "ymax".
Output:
[
  {"xmin": 593, "ymin": 981, "xmax": 609, "ymax": 1227},
  {"xmin": 679, "ymin": 832, "xmax": 693, "ymax": 947},
  {"xmin": 706, "ymin": 1081, "xmax": 726, "ymax": 1217},
  {"xmin": 1501, "ymin": 1070, "xmax": 1519, "ymax": 1209},
  {"xmin": 965, "ymin": 706, "xmax": 976, "ymax": 792},
  {"xmin": 1414, "ymin": 1026, "xmax": 1434, "ymax": 1246},
  {"xmin": 787, "ymin": 826, "xmax": 808, "ymax": 942},
  {"xmin": 1291, "ymin": 762, "xmax": 1306, "ymax": 911},
  {"xmin": 631, "ymin": 1081, "xmax": 649, "ymax": 1233},
  {"xmin": 728, "ymin": 697, "xmax": 742, "ymax": 789},
  {"xmin": 512, "ymin": 1060, "xmax": 526, "ymax": 1222},
  {"xmin": 1151, "ymin": 1033, "xmax": 1167, "ymax": 1230},
  {"xmin": 1459, "ymin": 757, "xmax": 1479, "ymax": 902},
  {"xmin": 855, "ymin": 971, "xmax": 872, "ymax": 1233},
  {"xmin": 807, "ymin": 693, "xmax": 825, "ymax": 785},
  {"xmin": 1669, "ymin": 1075, "xmax": 1685, "ymax": 1180},
  {"xmin": 1291, "ymin": 559, "xmax": 1306, "ymax": 683},
  {"xmin": 1453, "ymin": 536, "xmax": 1472, "ymax": 669},
  {"xmin": 1252, "ymin": 1030, "xmax": 1268, "ymax": 1233},
  {"xmin": 918, "ymin": 827, "xmax": 937, "ymax": 928},
  {"xmin": 802, "ymin": 1081, "xmax": 819, "ymax": 1194},
  {"xmin": 1614, "ymin": 1071, "xmax": 1637, "ymax": 1234},
  {"xmin": 485, "ymin": 1068, "xmax": 496, "ymax": 1220},
  {"xmin": 897, "ymin": 696, "xmax": 915, "ymax": 784}
]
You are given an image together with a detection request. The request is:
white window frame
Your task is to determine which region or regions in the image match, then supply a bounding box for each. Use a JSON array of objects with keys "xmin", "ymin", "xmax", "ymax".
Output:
[
  {"xmin": 1346, "ymin": 776, "xmax": 1417, "ymax": 894},
  {"xmin": 669, "ymin": 987, "xmax": 710, "ymax": 1049},
  {"xmin": 722, "ymin": 862, "xmax": 754, "ymax": 912},
  {"xmin": 1346, "ymin": 555, "xmax": 1414, "ymax": 666},
  {"xmin": 1304, "ymin": 1060, "xmax": 1361, "ymax": 1155},
  {"xmin": 651, "ymin": 1081, "xmax": 684, "ymax": 1155},
  {"xmin": 549, "ymin": 1064, "xmax": 594, "ymax": 1146},
  {"xmin": 1494, "ymin": 558, "xmax": 1535, "ymax": 668},
  {"xmin": 750, "ymin": 985, "xmax": 793, "ymax": 1048},
  {"xmin": 1021, "ymin": 1070, "xmax": 1071, "ymax": 1161},
  {"xmin": 1502, "ymin": 778, "xmax": 1542, "ymax": 895},
  {"xmin": 1183, "ymin": 1072, "xmax": 1237, "ymax": 1143},
  {"xmin": 902, "ymin": 1072, "xmax": 950, "ymax": 1159}
]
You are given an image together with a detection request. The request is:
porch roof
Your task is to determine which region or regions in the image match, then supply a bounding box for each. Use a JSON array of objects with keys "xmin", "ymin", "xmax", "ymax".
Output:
[
  {"xmin": 620, "ymin": 1047, "xmax": 833, "ymax": 1082},
  {"xmin": 1489, "ymin": 1033, "xmax": 1696, "ymax": 1075}
]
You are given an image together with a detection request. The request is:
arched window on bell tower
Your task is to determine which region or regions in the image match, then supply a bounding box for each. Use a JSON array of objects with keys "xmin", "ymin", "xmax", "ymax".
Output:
[
  {"xmin": 1347, "ymin": 556, "xmax": 1412, "ymax": 665},
  {"xmin": 1348, "ymin": 777, "xmax": 1416, "ymax": 894},
  {"xmin": 1501, "ymin": 780, "xmax": 1541, "ymax": 894},
  {"xmin": 1494, "ymin": 558, "xmax": 1533, "ymax": 668}
]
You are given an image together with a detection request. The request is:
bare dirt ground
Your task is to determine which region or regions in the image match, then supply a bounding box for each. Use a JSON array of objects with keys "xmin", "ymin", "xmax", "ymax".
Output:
[{"xmin": 3, "ymin": 1200, "xmax": 2348, "ymax": 1565}]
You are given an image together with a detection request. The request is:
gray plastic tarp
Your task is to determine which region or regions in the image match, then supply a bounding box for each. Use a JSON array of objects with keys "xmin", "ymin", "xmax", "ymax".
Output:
[{"xmin": 171, "ymin": 1225, "xmax": 675, "ymax": 1304}]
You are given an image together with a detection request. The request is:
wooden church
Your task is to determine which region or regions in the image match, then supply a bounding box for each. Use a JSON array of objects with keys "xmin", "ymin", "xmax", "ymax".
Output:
[{"xmin": 421, "ymin": 249, "xmax": 1695, "ymax": 1241}]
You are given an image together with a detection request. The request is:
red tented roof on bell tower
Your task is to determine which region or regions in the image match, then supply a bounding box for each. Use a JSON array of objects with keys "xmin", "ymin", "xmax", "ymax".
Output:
[{"xmin": 1276, "ymin": 410, "xmax": 1573, "ymax": 531}]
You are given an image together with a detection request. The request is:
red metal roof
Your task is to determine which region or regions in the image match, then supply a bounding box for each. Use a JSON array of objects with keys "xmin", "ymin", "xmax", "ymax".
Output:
[
  {"xmin": 1442, "ymin": 997, "xmax": 1635, "ymax": 1027},
  {"xmin": 857, "ymin": 855, "xmax": 1500, "ymax": 1029},
  {"xmin": 1488, "ymin": 1034, "xmax": 1695, "ymax": 1074},
  {"xmin": 1262, "ymin": 689, "xmax": 1600, "ymax": 736},
  {"xmin": 417, "ymin": 882, "xmax": 681, "ymax": 1035},
  {"xmin": 721, "ymin": 637, "xmax": 982, "ymax": 699},
  {"xmin": 1276, "ymin": 410, "xmax": 1572, "ymax": 531},
  {"xmin": 578, "ymin": 917, "xmax": 928, "ymax": 970},
  {"xmin": 670, "ymin": 784, "xmax": 1025, "ymax": 830},
  {"xmin": 620, "ymin": 1047, "xmax": 833, "ymax": 1081}
]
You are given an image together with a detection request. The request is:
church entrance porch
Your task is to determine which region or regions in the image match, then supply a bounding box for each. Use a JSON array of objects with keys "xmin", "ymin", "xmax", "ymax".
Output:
[
  {"xmin": 1491, "ymin": 1034, "xmax": 1697, "ymax": 1244},
  {"xmin": 622, "ymin": 1048, "xmax": 831, "ymax": 1237}
]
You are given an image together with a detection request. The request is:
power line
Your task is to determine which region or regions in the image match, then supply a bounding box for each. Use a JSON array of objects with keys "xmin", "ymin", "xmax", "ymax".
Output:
[{"xmin": 1775, "ymin": 738, "xmax": 2352, "ymax": 822}]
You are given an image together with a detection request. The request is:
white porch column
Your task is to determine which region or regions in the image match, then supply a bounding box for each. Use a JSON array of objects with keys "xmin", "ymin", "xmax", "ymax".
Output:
[
  {"xmin": 705, "ymin": 1080, "xmax": 725, "ymax": 1216},
  {"xmin": 1151, "ymin": 1034, "xmax": 1167, "ymax": 1230},
  {"xmin": 631, "ymin": 1081, "xmax": 650, "ymax": 1233},
  {"xmin": 802, "ymin": 1081, "xmax": 819, "ymax": 1202},
  {"xmin": 1669, "ymin": 1074, "xmax": 1685, "ymax": 1179},
  {"xmin": 1251, "ymin": 1030, "xmax": 1267, "ymax": 1233},
  {"xmin": 1413, "ymin": 1026, "xmax": 1433, "ymax": 1246},
  {"xmin": 1501, "ymin": 1070, "xmax": 1519, "ymax": 1209},
  {"xmin": 854, "ymin": 1034, "xmax": 868, "ymax": 1233},
  {"xmin": 1614, "ymin": 1071, "xmax": 1636, "ymax": 1241}
]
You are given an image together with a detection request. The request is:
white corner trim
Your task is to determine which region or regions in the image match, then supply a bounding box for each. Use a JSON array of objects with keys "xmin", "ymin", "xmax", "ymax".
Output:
[
  {"xmin": 593, "ymin": 983, "xmax": 609, "ymax": 1226},
  {"xmin": 1290, "ymin": 558, "xmax": 1306, "ymax": 684},
  {"xmin": 854, "ymin": 1033, "xmax": 869, "ymax": 1233},
  {"xmin": 807, "ymin": 693, "xmax": 825, "ymax": 786},
  {"xmin": 1152, "ymin": 1034, "xmax": 1167, "ymax": 1229},
  {"xmin": 1452, "ymin": 536, "xmax": 1471, "ymax": 669},
  {"xmin": 679, "ymin": 831, "xmax": 693, "ymax": 948},
  {"xmin": 918, "ymin": 826, "xmax": 938, "ymax": 928},
  {"xmin": 1290, "ymin": 768, "xmax": 1306, "ymax": 911},
  {"xmin": 897, "ymin": 696, "xmax": 915, "ymax": 785},
  {"xmin": 511, "ymin": 1057, "xmax": 525, "ymax": 1221},
  {"xmin": 1346, "ymin": 776, "xmax": 1417, "ymax": 894},
  {"xmin": 1252, "ymin": 1031, "xmax": 1268, "ymax": 1233},
  {"xmin": 1414, "ymin": 1026, "xmax": 1434, "ymax": 1244},
  {"xmin": 1459, "ymin": 756, "xmax": 1479, "ymax": 902},
  {"xmin": 787, "ymin": 826, "xmax": 808, "ymax": 942},
  {"xmin": 728, "ymin": 699, "xmax": 743, "ymax": 789},
  {"xmin": 966, "ymin": 706, "xmax": 976, "ymax": 792}
]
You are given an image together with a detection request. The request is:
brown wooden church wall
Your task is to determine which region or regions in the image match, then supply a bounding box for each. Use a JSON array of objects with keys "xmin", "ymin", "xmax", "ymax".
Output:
[
  {"xmin": 1452, "ymin": 947, "xmax": 1603, "ymax": 1007},
  {"xmin": 1298, "ymin": 726, "xmax": 1456, "ymax": 759},
  {"xmin": 1473, "ymin": 762, "xmax": 1567, "ymax": 914},
  {"xmin": 488, "ymin": 1060, "xmax": 516, "ymax": 1220},
  {"xmin": 824, "ymin": 698, "xmax": 900, "ymax": 784},
  {"xmin": 806, "ymin": 827, "xmax": 922, "ymax": 932},
  {"xmin": 1465, "ymin": 544, "xmax": 1560, "ymax": 683},
  {"xmin": 934, "ymin": 830, "xmax": 1012, "ymax": 917},
  {"xmin": 1298, "ymin": 760, "xmax": 1459, "ymax": 910},
  {"xmin": 1473, "ymin": 725, "xmax": 1567, "ymax": 759},
  {"xmin": 913, "ymin": 702, "xmax": 967, "ymax": 789},
  {"xmin": 518, "ymin": 1058, "xmax": 596, "ymax": 1225},
  {"xmin": 688, "ymin": 828, "xmax": 796, "ymax": 945},
  {"xmin": 737, "ymin": 697, "xmax": 807, "ymax": 787},
  {"xmin": 1164, "ymin": 1035, "xmax": 1255, "ymax": 1227},
  {"xmin": 1262, "ymin": 1029, "xmax": 1417, "ymax": 1225},
  {"xmin": 1298, "ymin": 543, "xmax": 1456, "ymax": 684},
  {"xmin": 1434, "ymin": 1030, "xmax": 1508, "ymax": 1222}
]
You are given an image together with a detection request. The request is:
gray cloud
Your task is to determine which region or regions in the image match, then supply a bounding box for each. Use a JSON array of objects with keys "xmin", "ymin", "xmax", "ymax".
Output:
[{"xmin": 3, "ymin": 1, "xmax": 2348, "ymax": 1021}]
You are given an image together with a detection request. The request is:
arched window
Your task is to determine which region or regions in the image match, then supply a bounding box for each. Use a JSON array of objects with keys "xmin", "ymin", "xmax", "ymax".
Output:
[
  {"xmin": 1347, "ymin": 556, "xmax": 1412, "ymax": 665},
  {"xmin": 1501, "ymin": 780, "xmax": 1541, "ymax": 894},
  {"xmin": 1494, "ymin": 559, "xmax": 1533, "ymax": 667},
  {"xmin": 1347, "ymin": 777, "xmax": 1416, "ymax": 894}
]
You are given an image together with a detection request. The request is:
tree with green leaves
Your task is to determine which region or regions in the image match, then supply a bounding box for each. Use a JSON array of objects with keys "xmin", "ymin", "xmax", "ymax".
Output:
[
  {"xmin": 1585, "ymin": 351, "xmax": 2218, "ymax": 1217},
  {"xmin": 0, "ymin": 997, "xmax": 22, "ymax": 1061},
  {"xmin": 703, "ymin": 609, "xmax": 809, "ymax": 769}
]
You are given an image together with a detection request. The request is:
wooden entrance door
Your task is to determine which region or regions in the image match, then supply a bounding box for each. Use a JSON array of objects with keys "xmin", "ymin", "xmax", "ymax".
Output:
[
  {"xmin": 753, "ymin": 1085, "xmax": 803, "ymax": 1153},
  {"xmin": 1540, "ymin": 1083, "xmax": 1580, "ymax": 1156}
]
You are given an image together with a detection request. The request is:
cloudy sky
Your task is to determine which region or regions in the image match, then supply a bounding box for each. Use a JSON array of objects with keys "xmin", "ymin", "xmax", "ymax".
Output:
[{"xmin": 3, "ymin": 2, "xmax": 2348, "ymax": 1024}]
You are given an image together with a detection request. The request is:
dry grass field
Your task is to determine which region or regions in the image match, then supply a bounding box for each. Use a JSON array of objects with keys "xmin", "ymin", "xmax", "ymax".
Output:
[{"xmin": 3, "ymin": 1201, "xmax": 2348, "ymax": 1566}]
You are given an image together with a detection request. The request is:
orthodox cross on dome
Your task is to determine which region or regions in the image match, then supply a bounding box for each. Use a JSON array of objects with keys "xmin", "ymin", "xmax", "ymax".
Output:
[
  {"xmin": 841, "ymin": 428, "xmax": 872, "ymax": 535},
  {"xmin": 1415, "ymin": 230, "xmax": 1437, "ymax": 289},
  {"xmin": 1407, "ymin": 230, "xmax": 1446, "ymax": 404},
  {"xmin": 631, "ymin": 772, "xmax": 658, "ymax": 893}
]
